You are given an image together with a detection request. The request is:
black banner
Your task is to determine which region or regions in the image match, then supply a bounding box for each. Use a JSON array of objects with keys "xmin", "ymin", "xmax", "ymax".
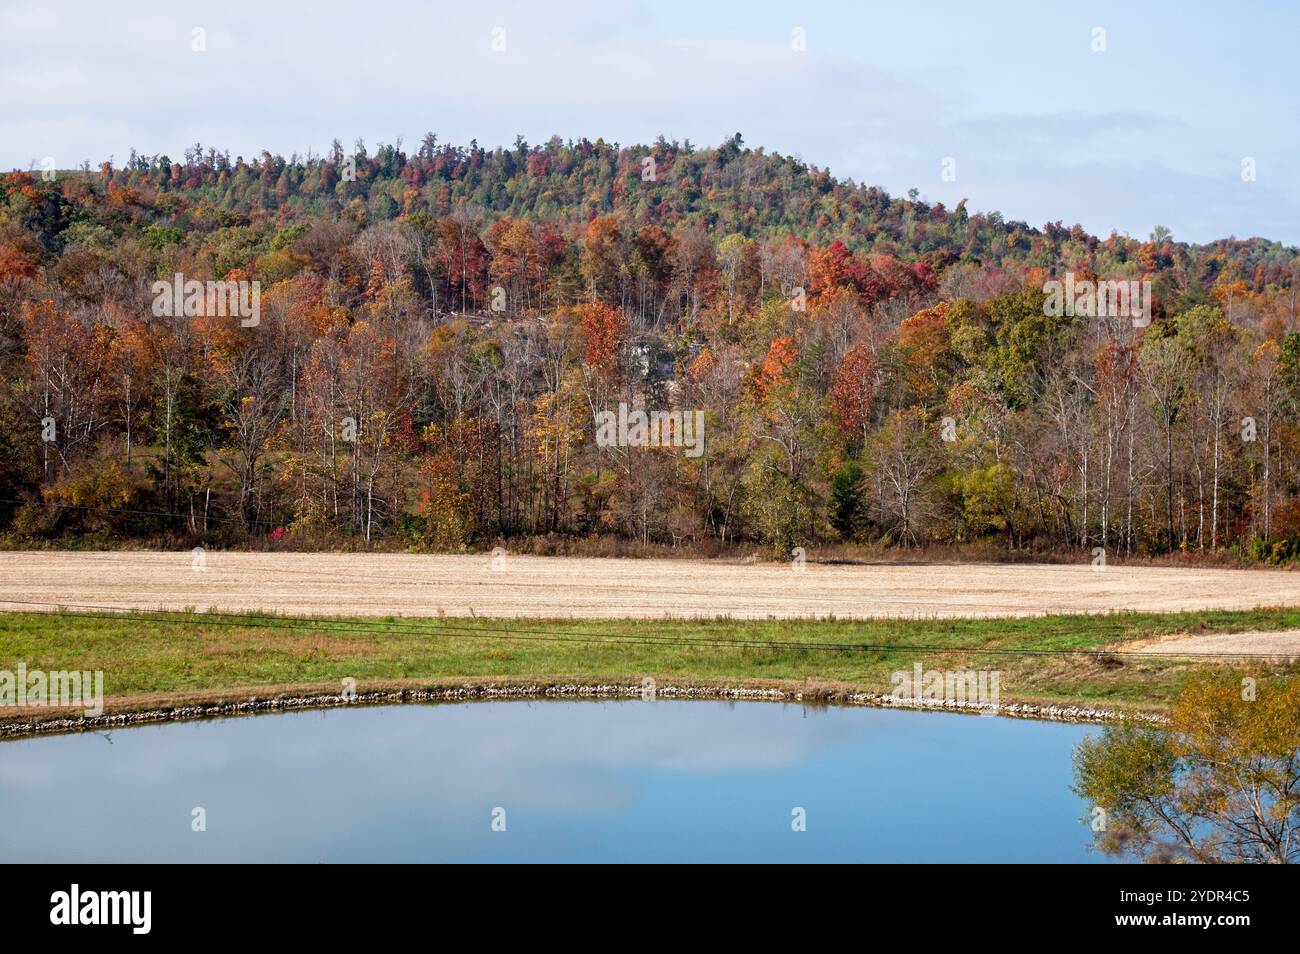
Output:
[{"xmin": 9, "ymin": 862, "xmax": 1278, "ymax": 940}]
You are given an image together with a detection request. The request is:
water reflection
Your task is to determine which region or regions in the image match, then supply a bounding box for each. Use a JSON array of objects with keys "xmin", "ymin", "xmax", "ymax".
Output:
[{"xmin": 0, "ymin": 700, "xmax": 1109, "ymax": 862}]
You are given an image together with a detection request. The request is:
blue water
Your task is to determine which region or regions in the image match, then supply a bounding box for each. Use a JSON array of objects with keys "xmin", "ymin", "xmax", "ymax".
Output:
[{"xmin": 0, "ymin": 700, "xmax": 1111, "ymax": 862}]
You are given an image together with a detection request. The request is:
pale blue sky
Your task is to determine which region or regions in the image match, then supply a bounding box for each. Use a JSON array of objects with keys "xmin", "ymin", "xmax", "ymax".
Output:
[{"xmin": 2, "ymin": 0, "xmax": 1295, "ymax": 244}]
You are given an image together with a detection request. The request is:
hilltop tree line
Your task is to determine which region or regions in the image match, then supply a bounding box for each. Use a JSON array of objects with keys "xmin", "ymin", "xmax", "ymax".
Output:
[{"xmin": 3, "ymin": 133, "xmax": 1300, "ymax": 558}]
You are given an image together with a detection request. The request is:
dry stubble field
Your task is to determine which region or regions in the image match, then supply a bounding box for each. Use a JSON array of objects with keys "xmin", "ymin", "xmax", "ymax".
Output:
[{"xmin": 3, "ymin": 552, "xmax": 1300, "ymax": 650}]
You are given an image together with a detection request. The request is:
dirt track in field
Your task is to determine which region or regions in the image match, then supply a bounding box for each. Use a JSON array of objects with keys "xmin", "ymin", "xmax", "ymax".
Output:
[{"xmin": 1, "ymin": 551, "xmax": 1299, "ymax": 625}]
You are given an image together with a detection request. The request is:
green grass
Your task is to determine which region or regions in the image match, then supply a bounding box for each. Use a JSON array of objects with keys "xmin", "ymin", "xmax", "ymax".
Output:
[{"xmin": 2, "ymin": 606, "xmax": 1299, "ymax": 717}]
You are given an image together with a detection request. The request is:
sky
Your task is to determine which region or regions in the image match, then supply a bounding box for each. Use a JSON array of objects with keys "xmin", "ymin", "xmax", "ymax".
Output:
[{"xmin": 2, "ymin": 0, "xmax": 1296, "ymax": 245}]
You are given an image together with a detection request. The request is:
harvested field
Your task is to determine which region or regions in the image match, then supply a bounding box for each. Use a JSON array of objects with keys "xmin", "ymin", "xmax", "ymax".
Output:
[
  {"xmin": 1, "ymin": 550, "xmax": 1299, "ymax": 623},
  {"xmin": 1123, "ymin": 629, "xmax": 1300, "ymax": 660}
]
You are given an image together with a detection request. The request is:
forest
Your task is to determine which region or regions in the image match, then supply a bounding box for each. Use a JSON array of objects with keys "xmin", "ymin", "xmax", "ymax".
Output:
[{"xmin": 3, "ymin": 132, "xmax": 1300, "ymax": 560}]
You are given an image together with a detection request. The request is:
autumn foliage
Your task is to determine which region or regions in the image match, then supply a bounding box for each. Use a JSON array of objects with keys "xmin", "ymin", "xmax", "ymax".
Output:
[{"xmin": 0, "ymin": 136, "xmax": 1298, "ymax": 556}]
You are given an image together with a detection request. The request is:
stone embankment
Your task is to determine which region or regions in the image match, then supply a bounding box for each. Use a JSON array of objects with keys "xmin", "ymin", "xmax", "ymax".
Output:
[{"xmin": 0, "ymin": 680, "xmax": 1165, "ymax": 739}]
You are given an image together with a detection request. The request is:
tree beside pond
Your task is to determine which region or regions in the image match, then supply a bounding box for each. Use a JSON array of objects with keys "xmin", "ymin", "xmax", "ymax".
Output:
[{"xmin": 1073, "ymin": 671, "xmax": 1300, "ymax": 863}]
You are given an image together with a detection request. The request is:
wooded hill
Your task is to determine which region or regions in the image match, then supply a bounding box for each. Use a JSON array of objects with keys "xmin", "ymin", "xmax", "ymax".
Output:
[{"xmin": 3, "ymin": 133, "xmax": 1299, "ymax": 558}]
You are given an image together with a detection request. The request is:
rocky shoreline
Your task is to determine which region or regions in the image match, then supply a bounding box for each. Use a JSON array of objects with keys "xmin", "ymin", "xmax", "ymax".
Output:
[{"xmin": 0, "ymin": 681, "xmax": 1166, "ymax": 739}]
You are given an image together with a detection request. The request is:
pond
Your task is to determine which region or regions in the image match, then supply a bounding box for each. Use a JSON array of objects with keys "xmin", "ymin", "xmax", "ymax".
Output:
[{"xmin": 0, "ymin": 700, "xmax": 1113, "ymax": 862}]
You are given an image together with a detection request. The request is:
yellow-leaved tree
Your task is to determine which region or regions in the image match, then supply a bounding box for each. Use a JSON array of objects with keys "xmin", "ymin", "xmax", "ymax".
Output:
[{"xmin": 1073, "ymin": 670, "xmax": 1300, "ymax": 863}]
